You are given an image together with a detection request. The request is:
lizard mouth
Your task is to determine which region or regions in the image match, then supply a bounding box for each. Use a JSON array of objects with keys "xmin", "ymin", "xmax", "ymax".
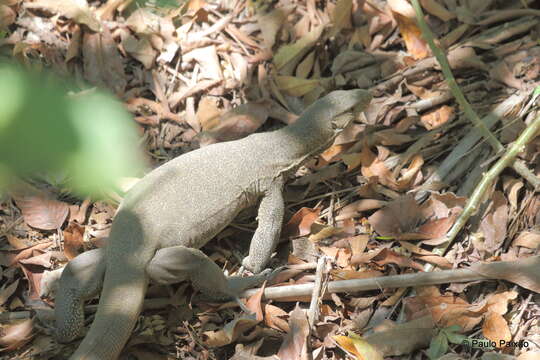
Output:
[{"xmin": 331, "ymin": 112, "xmax": 354, "ymax": 130}]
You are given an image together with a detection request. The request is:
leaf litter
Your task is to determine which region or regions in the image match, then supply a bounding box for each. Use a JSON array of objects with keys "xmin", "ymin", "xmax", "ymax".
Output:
[{"xmin": 1, "ymin": 0, "xmax": 540, "ymax": 359}]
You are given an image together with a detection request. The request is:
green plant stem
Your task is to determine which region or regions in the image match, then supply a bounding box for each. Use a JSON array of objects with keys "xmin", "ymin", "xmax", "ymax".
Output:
[
  {"xmin": 436, "ymin": 110, "xmax": 540, "ymax": 256},
  {"xmin": 411, "ymin": 0, "xmax": 540, "ymax": 191}
]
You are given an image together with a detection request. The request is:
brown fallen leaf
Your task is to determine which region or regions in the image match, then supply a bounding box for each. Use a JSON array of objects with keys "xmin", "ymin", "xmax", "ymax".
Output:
[
  {"xmin": 0, "ymin": 279, "xmax": 19, "ymax": 307},
  {"xmin": 282, "ymin": 207, "xmax": 321, "ymax": 238},
  {"xmin": 9, "ymin": 242, "xmax": 53, "ymax": 266},
  {"xmin": 196, "ymin": 100, "xmax": 271, "ymax": 146},
  {"xmin": 277, "ymin": 305, "xmax": 310, "ymax": 360},
  {"xmin": 63, "ymin": 222, "xmax": 85, "ymax": 260},
  {"xmin": 388, "ymin": 0, "xmax": 429, "ymax": 60},
  {"xmin": 11, "ymin": 186, "xmax": 69, "ymax": 231},
  {"xmin": 24, "ymin": 0, "xmax": 100, "ymax": 32},
  {"xmin": 0, "ymin": 319, "xmax": 34, "ymax": 352},
  {"xmin": 371, "ymin": 248, "xmax": 425, "ymax": 271},
  {"xmin": 264, "ymin": 304, "xmax": 290, "ymax": 333},
  {"xmin": 368, "ymin": 195, "xmax": 458, "ymax": 242},
  {"xmin": 364, "ymin": 315, "xmax": 436, "ymax": 356},
  {"xmin": 82, "ymin": 27, "xmax": 127, "ymax": 95},
  {"xmin": 483, "ymin": 311, "xmax": 512, "ymax": 346},
  {"xmin": 513, "ymin": 230, "xmax": 540, "ymax": 250},
  {"xmin": 405, "ymin": 287, "xmax": 484, "ymax": 332},
  {"xmin": 334, "ymin": 332, "xmax": 384, "ymax": 359},
  {"xmin": 202, "ymin": 316, "xmax": 259, "ymax": 347},
  {"xmin": 246, "ymin": 282, "xmax": 266, "ymax": 322}
]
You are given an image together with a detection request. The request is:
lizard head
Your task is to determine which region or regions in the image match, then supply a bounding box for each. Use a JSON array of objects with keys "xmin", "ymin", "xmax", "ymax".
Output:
[
  {"xmin": 293, "ymin": 89, "xmax": 372, "ymax": 133},
  {"xmin": 285, "ymin": 89, "xmax": 372, "ymax": 156},
  {"xmin": 328, "ymin": 89, "xmax": 372, "ymax": 132}
]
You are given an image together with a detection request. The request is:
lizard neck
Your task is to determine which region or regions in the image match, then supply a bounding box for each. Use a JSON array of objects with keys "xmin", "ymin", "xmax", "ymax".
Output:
[
  {"xmin": 282, "ymin": 119, "xmax": 335, "ymax": 157},
  {"xmin": 265, "ymin": 118, "xmax": 337, "ymax": 175}
]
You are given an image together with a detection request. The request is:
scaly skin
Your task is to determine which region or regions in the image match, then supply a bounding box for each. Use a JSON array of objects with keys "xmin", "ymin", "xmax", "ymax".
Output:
[{"xmin": 55, "ymin": 89, "xmax": 372, "ymax": 359}]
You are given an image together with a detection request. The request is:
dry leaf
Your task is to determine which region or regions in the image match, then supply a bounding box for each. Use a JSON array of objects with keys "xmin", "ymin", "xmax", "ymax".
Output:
[
  {"xmin": 197, "ymin": 100, "xmax": 271, "ymax": 146},
  {"xmin": 246, "ymin": 282, "xmax": 266, "ymax": 322},
  {"xmin": 282, "ymin": 207, "xmax": 321, "ymax": 238},
  {"xmin": 365, "ymin": 315, "xmax": 436, "ymax": 356},
  {"xmin": 334, "ymin": 333, "xmax": 384, "ymax": 360},
  {"xmin": 82, "ymin": 28, "xmax": 127, "ymax": 95},
  {"xmin": 419, "ymin": 0, "xmax": 455, "ymax": 21},
  {"xmin": 264, "ymin": 304, "xmax": 290, "ymax": 333},
  {"xmin": 331, "ymin": 0, "xmax": 353, "ymax": 35},
  {"xmin": 420, "ymin": 105, "xmax": 454, "ymax": 130},
  {"xmin": 202, "ymin": 316, "xmax": 259, "ymax": 347},
  {"xmin": 63, "ymin": 222, "xmax": 85, "ymax": 259},
  {"xmin": 273, "ymin": 24, "xmax": 324, "ymax": 75},
  {"xmin": 470, "ymin": 256, "xmax": 540, "ymax": 293},
  {"xmin": 12, "ymin": 187, "xmax": 68, "ymax": 230},
  {"xmin": 277, "ymin": 305, "xmax": 310, "ymax": 360},
  {"xmin": 0, "ymin": 279, "xmax": 19, "ymax": 306},
  {"xmin": 513, "ymin": 231, "xmax": 540, "ymax": 249},
  {"xmin": 25, "ymin": 0, "xmax": 100, "ymax": 32},
  {"xmin": 0, "ymin": 319, "xmax": 34, "ymax": 351},
  {"xmin": 274, "ymin": 76, "xmax": 320, "ymax": 97},
  {"xmin": 0, "ymin": 5, "xmax": 16, "ymax": 29},
  {"xmin": 482, "ymin": 311, "xmax": 512, "ymax": 345},
  {"xmin": 388, "ymin": 0, "xmax": 429, "ymax": 59}
]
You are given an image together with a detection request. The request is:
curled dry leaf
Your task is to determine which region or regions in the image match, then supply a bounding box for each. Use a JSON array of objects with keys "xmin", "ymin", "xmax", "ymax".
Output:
[
  {"xmin": 404, "ymin": 287, "xmax": 484, "ymax": 332},
  {"xmin": 282, "ymin": 207, "xmax": 321, "ymax": 238},
  {"xmin": 264, "ymin": 304, "xmax": 290, "ymax": 333},
  {"xmin": 368, "ymin": 195, "xmax": 458, "ymax": 242},
  {"xmin": 482, "ymin": 311, "xmax": 512, "ymax": 345},
  {"xmin": 0, "ymin": 319, "xmax": 34, "ymax": 352},
  {"xmin": 246, "ymin": 282, "xmax": 266, "ymax": 322},
  {"xmin": 513, "ymin": 231, "xmax": 540, "ymax": 249},
  {"xmin": 0, "ymin": 5, "xmax": 16, "ymax": 29},
  {"xmin": 63, "ymin": 222, "xmax": 85, "ymax": 260},
  {"xmin": 277, "ymin": 305, "xmax": 310, "ymax": 360},
  {"xmin": 388, "ymin": 0, "xmax": 429, "ymax": 60},
  {"xmin": 202, "ymin": 316, "xmax": 259, "ymax": 347},
  {"xmin": 334, "ymin": 333, "xmax": 384, "ymax": 360},
  {"xmin": 196, "ymin": 100, "xmax": 271, "ymax": 146},
  {"xmin": 24, "ymin": 0, "xmax": 100, "ymax": 32},
  {"xmin": 82, "ymin": 28, "xmax": 127, "ymax": 95},
  {"xmin": 12, "ymin": 187, "xmax": 69, "ymax": 231}
]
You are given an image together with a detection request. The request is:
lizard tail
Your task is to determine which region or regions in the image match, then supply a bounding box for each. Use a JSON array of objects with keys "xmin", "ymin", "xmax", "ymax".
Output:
[{"xmin": 69, "ymin": 267, "xmax": 148, "ymax": 360}]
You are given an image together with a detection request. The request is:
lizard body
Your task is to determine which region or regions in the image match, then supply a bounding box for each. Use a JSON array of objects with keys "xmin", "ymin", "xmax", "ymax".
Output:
[{"xmin": 54, "ymin": 89, "xmax": 372, "ymax": 359}]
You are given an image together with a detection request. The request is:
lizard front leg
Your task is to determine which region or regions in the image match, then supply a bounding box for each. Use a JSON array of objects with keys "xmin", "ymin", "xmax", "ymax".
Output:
[{"xmin": 242, "ymin": 177, "xmax": 285, "ymax": 273}]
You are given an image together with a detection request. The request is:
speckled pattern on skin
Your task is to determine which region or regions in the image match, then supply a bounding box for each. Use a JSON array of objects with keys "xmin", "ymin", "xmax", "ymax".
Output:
[{"xmin": 54, "ymin": 89, "xmax": 372, "ymax": 360}]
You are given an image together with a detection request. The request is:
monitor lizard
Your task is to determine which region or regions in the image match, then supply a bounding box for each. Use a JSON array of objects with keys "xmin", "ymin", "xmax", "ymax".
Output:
[{"xmin": 53, "ymin": 89, "xmax": 372, "ymax": 359}]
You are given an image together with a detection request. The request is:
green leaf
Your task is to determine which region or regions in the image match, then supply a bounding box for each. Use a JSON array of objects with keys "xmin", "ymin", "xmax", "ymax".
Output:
[
  {"xmin": 442, "ymin": 325, "xmax": 462, "ymax": 333},
  {"xmin": 426, "ymin": 332, "xmax": 449, "ymax": 360},
  {"xmin": 0, "ymin": 65, "xmax": 144, "ymax": 196},
  {"xmin": 445, "ymin": 332, "xmax": 467, "ymax": 345}
]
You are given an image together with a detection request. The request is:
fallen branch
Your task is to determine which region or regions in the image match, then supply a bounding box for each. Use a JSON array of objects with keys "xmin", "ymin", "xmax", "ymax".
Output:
[{"xmin": 241, "ymin": 256, "xmax": 540, "ymax": 301}]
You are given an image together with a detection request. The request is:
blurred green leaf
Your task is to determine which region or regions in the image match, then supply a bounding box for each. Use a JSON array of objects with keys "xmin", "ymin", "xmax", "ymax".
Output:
[{"xmin": 0, "ymin": 65, "xmax": 144, "ymax": 196}]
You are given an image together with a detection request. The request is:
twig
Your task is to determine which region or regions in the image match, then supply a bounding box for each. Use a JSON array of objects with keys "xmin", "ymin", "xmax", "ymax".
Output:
[
  {"xmin": 241, "ymin": 256, "xmax": 540, "ymax": 300},
  {"xmin": 307, "ymin": 257, "xmax": 326, "ymax": 329}
]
